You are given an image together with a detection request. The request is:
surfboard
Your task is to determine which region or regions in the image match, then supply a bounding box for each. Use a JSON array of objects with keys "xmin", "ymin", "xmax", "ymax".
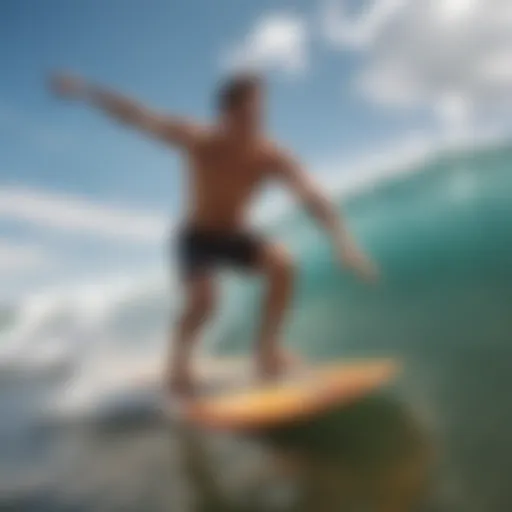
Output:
[{"xmin": 167, "ymin": 358, "xmax": 400, "ymax": 432}]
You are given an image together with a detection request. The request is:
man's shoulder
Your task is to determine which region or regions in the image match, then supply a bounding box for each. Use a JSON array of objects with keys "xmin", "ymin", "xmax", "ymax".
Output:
[
  {"xmin": 190, "ymin": 122, "xmax": 215, "ymax": 140},
  {"xmin": 184, "ymin": 123, "xmax": 217, "ymax": 151}
]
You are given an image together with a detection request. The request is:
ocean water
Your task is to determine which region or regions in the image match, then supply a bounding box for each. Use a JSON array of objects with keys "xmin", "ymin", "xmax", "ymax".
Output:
[{"xmin": 1, "ymin": 141, "xmax": 512, "ymax": 511}]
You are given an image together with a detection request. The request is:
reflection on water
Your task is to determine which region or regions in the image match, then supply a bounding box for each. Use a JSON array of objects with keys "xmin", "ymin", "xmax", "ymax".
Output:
[
  {"xmin": 0, "ymin": 390, "xmax": 431, "ymax": 512},
  {"xmin": 264, "ymin": 396, "xmax": 431, "ymax": 512},
  {"xmin": 176, "ymin": 394, "xmax": 431, "ymax": 512}
]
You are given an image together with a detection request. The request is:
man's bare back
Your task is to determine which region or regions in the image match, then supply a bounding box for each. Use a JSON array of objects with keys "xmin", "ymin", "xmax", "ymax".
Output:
[{"xmin": 50, "ymin": 71, "xmax": 378, "ymax": 395}]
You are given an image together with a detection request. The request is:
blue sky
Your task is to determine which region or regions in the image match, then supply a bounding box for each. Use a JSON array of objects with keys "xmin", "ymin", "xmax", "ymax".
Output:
[{"xmin": 1, "ymin": 0, "xmax": 511, "ymax": 300}]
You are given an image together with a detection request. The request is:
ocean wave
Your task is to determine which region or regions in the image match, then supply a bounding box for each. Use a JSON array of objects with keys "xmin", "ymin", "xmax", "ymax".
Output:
[{"xmin": 3, "ymin": 134, "xmax": 512, "ymax": 423}]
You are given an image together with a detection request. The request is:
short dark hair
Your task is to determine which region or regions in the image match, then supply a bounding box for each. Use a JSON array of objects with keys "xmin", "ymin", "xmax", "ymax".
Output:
[{"xmin": 217, "ymin": 73, "xmax": 263, "ymax": 112}]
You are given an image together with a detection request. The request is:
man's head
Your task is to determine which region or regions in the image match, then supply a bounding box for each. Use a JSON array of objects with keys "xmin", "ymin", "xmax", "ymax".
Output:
[{"xmin": 217, "ymin": 73, "xmax": 265, "ymax": 135}]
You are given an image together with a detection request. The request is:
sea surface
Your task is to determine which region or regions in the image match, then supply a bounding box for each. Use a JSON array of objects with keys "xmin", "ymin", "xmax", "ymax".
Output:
[{"xmin": 1, "ymin": 141, "xmax": 511, "ymax": 511}]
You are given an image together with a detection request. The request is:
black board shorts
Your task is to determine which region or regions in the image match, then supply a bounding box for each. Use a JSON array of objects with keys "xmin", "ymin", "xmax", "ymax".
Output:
[{"xmin": 177, "ymin": 225, "xmax": 264, "ymax": 279}]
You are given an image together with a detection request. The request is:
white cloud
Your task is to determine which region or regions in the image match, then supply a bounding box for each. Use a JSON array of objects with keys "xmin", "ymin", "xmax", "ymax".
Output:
[
  {"xmin": 223, "ymin": 13, "xmax": 308, "ymax": 76},
  {"xmin": 322, "ymin": 0, "xmax": 512, "ymax": 132},
  {"xmin": 479, "ymin": 49, "xmax": 512, "ymax": 84},
  {"xmin": 0, "ymin": 240, "xmax": 52, "ymax": 274},
  {"xmin": 322, "ymin": 0, "xmax": 406, "ymax": 48},
  {"xmin": 0, "ymin": 186, "xmax": 168, "ymax": 243}
]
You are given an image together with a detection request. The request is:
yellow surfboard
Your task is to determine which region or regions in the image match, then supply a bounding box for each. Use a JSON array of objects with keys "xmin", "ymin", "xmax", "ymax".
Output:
[{"xmin": 172, "ymin": 359, "xmax": 400, "ymax": 432}]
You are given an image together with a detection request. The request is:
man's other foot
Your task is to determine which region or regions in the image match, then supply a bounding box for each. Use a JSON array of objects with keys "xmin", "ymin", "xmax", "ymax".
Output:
[
  {"xmin": 257, "ymin": 348, "xmax": 304, "ymax": 380},
  {"xmin": 168, "ymin": 373, "xmax": 195, "ymax": 399}
]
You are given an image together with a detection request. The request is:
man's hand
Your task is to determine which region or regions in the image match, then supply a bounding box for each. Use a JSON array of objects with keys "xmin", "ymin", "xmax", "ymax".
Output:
[
  {"xmin": 49, "ymin": 72, "xmax": 87, "ymax": 99},
  {"xmin": 336, "ymin": 239, "xmax": 379, "ymax": 283},
  {"xmin": 48, "ymin": 71, "xmax": 200, "ymax": 148}
]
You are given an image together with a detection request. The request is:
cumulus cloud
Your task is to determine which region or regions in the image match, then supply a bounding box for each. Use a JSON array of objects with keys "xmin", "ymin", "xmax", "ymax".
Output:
[
  {"xmin": 223, "ymin": 13, "xmax": 308, "ymax": 76},
  {"xmin": 0, "ymin": 186, "xmax": 168, "ymax": 244},
  {"xmin": 322, "ymin": 0, "xmax": 406, "ymax": 48},
  {"xmin": 322, "ymin": 0, "xmax": 512, "ymax": 131}
]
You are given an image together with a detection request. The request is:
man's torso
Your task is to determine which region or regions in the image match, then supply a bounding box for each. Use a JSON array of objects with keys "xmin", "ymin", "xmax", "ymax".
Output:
[{"xmin": 184, "ymin": 130, "xmax": 274, "ymax": 232}]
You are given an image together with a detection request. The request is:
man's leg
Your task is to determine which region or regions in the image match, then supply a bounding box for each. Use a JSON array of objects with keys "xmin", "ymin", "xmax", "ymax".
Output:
[
  {"xmin": 256, "ymin": 243, "xmax": 297, "ymax": 378},
  {"xmin": 168, "ymin": 273, "xmax": 215, "ymax": 395}
]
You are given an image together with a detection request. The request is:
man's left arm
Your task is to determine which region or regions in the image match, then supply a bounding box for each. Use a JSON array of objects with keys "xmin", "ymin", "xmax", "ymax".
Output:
[{"xmin": 270, "ymin": 147, "xmax": 378, "ymax": 282}]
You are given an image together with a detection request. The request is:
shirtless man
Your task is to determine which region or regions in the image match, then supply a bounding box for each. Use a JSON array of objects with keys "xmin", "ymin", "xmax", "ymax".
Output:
[{"xmin": 50, "ymin": 72, "xmax": 378, "ymax": 395}]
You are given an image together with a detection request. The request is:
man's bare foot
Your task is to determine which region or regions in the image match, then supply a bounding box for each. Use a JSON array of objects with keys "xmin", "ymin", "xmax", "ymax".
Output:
[
  {"xmin": 257, "ymin": 347, "xmax": 303, "ymax": 380},
  {"xmin": 168, "ymin": 372, "xmax": 195, "ymax": 399}
]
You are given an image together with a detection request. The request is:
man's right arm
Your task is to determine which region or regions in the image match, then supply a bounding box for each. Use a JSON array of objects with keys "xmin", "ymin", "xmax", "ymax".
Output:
[{"xmin": 49, "ymin": 72, "xmax": 201, "ymax": 149}]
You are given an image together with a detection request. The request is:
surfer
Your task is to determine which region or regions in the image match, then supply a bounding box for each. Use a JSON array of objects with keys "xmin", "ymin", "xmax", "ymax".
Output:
[{"xmin": 50, "ymin": 72, "xmax": 378, "ymax": 395}]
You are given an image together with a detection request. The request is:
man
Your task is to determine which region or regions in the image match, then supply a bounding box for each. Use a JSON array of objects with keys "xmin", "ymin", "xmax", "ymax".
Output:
[{"xmin": 50, "ymin": 72, "xmax": 378, "ymax": 395}]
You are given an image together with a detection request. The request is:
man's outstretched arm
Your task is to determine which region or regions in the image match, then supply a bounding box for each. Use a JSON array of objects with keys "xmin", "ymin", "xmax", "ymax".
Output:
[
  {"xmin": 49, "ymin": 72, "xmax": 200, "ymax": 148},
  {"xmin": 271, "ymin": 147, "xmax": 378, "ymax": 282}
]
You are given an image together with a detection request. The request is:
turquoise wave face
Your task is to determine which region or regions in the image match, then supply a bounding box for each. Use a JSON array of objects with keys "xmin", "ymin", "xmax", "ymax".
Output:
[{"xmin": 216, "ymin": 144, "xmax": 512, "ymax": 358}]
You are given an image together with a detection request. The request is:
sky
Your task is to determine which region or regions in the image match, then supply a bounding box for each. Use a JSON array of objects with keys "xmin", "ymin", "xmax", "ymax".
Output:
[{"xmin": 1, "ymin": 0, "xmax": 512, "ymax": 301}]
